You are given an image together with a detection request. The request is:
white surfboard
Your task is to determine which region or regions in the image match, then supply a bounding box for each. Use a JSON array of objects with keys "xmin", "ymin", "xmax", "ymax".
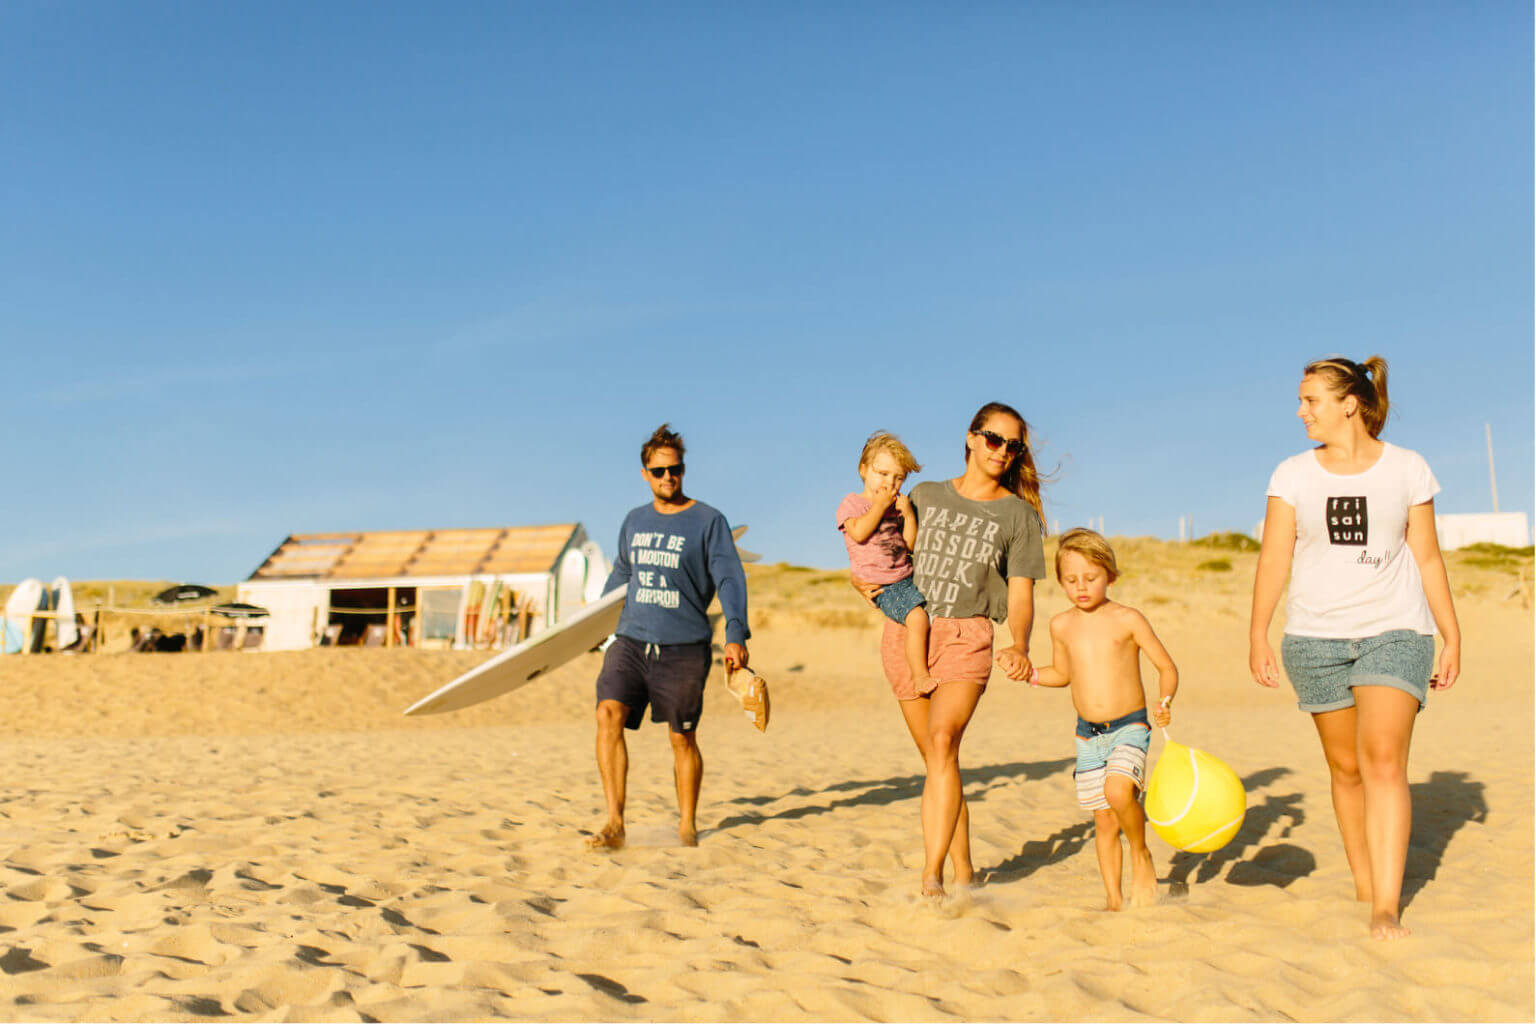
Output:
[
  {"xmin": 51, "ymin": 577, "xmax": 77, "ymax": 650},
  {"xmin": 404, "ymin": 587, "xmax": 627, "ymax": 716},
  {"xmin": 3, "ymin": 579, "xmax": 47, "ymax": 654},
  {"xmin": 404, "ymin": 522, "xmax": 759, "ymax": 716}
]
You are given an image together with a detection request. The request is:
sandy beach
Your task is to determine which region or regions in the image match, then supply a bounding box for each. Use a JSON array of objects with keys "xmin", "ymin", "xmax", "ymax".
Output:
[{"xmin": 0, "ymin": 545, "xmax": 1530, "ymax": 1022}]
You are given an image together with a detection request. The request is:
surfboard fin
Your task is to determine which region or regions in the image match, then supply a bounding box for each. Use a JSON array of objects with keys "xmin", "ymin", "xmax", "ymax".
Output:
[{"xmin": 731, "ymin": 524, "xmax": 762, "ymax": 563}]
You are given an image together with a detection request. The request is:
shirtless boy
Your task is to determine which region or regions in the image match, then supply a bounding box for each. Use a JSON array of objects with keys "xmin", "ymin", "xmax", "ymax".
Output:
[{"xmin": 1032, "ymin": 528, "xmax": 1178, "ymax": 909}]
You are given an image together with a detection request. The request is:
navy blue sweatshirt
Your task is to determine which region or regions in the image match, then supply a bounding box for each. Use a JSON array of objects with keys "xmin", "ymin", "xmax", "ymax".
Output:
[{"xmin": 603, "ymin": 501, "xmax": 750, "ymax": 647}]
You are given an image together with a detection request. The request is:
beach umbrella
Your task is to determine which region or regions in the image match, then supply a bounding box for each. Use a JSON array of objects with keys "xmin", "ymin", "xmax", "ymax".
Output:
[
  {"xmin": 153, "ymin": 584, "xmax": 219, "ymax": 605},
  {"xmin": 210, "ymin": 602, "xmax": 269, "ymax": 619}
]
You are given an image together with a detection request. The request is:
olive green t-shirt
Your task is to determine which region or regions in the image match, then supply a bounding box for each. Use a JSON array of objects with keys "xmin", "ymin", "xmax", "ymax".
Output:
[{"xmin": 909, "ymin": 480, "xmax": 1046, "ymax": 622}]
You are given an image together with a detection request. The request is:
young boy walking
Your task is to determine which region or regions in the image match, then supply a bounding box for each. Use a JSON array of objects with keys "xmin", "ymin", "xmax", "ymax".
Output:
[{"xmin": 1032, "ymin": 528, "xmax": 1178, "ymax": 909}]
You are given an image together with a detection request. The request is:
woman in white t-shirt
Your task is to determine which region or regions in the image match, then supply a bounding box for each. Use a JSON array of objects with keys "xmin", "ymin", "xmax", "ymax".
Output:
[{"xmin": 1249, "ymin": 356, "xmax": 1461, "ymax": 941}]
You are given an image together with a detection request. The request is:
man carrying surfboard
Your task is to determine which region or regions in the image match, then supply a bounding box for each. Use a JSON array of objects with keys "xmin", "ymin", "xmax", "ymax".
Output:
[{"xmin": 587, "ymin": 423, "xmax": 751, "ymax": 849}]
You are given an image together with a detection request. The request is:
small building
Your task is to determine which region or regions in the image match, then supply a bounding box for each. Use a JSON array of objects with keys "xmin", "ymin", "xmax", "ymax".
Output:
[
  {"xmin": 1434, "ymin": 512, "xmax": 1531, "ymax": 551},
  {"xmin": 238, "ymin": 524, "xmax": 608, "ymax": 651}
]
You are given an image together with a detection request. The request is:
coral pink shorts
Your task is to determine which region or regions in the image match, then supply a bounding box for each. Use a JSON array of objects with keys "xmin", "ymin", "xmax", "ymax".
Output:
[{"xmin": 881, "ymin": 616, "xmax": 994, "ymax": 701}]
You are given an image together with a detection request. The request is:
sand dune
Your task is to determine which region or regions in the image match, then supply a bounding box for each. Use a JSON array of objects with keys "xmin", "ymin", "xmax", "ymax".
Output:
[{"xmin": 0, "ymin": 552, "xmax": 1529, "ymax": 1021}]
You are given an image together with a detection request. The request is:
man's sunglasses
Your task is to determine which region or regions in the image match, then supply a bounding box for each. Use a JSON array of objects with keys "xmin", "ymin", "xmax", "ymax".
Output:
[
  {"xmin": 646, "ymin": 463, "xmax": 685, "ymax": 478},
  {"xmin": 974, "ymin": 430, "xmax": 1026, "ymax": 456}
]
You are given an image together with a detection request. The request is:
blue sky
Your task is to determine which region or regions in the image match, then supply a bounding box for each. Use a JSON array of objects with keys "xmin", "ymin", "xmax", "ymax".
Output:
[{"xmin": 3, "ymin": 2, "xmax": 1530, "ymax": 582}]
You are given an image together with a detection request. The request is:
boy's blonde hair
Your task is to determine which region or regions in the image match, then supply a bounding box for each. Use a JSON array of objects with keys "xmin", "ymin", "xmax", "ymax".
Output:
[
  {"xmin": 1055, "ymin": 527, "xmax": 1119, "ymax": 582},
  {"xmin": 859, "ymin": 431, "xmax": 921, "ymax": 475}
]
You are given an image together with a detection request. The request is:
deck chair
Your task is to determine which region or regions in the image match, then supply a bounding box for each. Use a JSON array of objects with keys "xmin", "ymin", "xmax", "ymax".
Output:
[
  {"xmin": 361, "ymin": 624, "xmax": 387, "ymax": 647},
  {"xmin": 61, "ymin": 623, "xmax": 93, "ymax": 655},
  {"xmin": 213, "ymin": 626, "xmax": 238, "ymax": 651},
  {"xmin": 319, "ymin": 623, "xmax": 343, "ymax": 646},
  {"xmin": 240, "ymin": 625, "xmax": 265, "ymax": 651}
]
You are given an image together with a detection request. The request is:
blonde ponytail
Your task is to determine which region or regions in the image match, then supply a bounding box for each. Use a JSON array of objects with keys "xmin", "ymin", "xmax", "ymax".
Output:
[{"xmin": 1358, "ymin": 356, "xmax": 1389, "ymax": 437}]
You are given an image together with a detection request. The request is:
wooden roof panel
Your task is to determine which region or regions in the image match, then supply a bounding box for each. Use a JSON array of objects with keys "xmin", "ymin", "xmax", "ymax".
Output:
[{"xmin": 248, "ymin": 525, "xmax": 578, "ymax": 581}]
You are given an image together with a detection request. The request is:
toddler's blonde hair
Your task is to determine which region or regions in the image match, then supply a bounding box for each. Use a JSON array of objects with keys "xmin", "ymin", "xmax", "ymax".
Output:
[
  {"xmin": 1055, "ymin": 527, "xmax": 1119, "ymax": 583},
  {"xmin": 859, "ymin": 431, "xmax": 921, "ymax": 475}
]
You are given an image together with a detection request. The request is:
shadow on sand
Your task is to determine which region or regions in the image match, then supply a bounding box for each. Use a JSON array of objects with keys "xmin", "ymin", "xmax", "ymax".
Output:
[
  {"xmin": 1402, "ymin": 769, "xmax": 1487, "ymax": 909},
  {"xmin": 1163, "ymin": 767, "xmax": 1487, "ymax": 907},
  {"xmin": 714, "ymin": 757, "xmax": 1074, "ymax": 831},
  {"xmin": 985, "ymin": 820, "xmax": 1096, "ymax": 884},
  {"xmin": 1161, "ymin": 767, "xmax": 1317, "ymax": 893}
]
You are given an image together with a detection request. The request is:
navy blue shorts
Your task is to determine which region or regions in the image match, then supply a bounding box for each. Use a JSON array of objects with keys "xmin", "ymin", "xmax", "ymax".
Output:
[
  {"xmin": 595, "ymin": 635, "xmax": 712, "ymax": 733},
  {"xmin": 874, "ymin": 576, "xmax": 926, "ymax": 625}
]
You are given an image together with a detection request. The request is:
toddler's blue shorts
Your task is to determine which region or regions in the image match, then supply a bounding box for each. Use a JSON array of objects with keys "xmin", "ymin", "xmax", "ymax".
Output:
[
  {"xmin": 1280, "ymin": 629, "xmax": 1434, "ymax": 713},
  {"xmin": 1073, "ymin": 707, "xmax": 1151, "ymax": 810},
  {"xmin": 874, "ymin": 576, "xmax": 926, "ymax": 625}
]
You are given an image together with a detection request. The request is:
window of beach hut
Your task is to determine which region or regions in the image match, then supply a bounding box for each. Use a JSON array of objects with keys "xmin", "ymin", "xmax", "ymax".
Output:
[
  {"xmin": 418, "ymin": 587, "xmax": 461, "ymax": 649},
  {"xmin": 326, "ymin": 587, "xmax": 389, "ymax": 646}
]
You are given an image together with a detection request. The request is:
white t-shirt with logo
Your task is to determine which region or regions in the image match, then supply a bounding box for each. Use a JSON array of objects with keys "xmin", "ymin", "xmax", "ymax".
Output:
[{"xmin": 1266, "ymin": 441, "xmax": 1440, "ymax": 638}]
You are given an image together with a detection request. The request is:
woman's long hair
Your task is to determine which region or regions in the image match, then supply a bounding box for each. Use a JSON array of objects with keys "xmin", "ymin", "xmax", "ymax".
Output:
[{"xmin": 965, "ymin": 401, "xmax": 1045, "ymax": 518}]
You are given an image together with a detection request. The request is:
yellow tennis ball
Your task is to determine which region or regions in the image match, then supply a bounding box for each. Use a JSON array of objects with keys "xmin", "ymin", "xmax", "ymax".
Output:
[{"xmin": 1144, "ymin": 739, "xmax": 1246, "ymax": 853}]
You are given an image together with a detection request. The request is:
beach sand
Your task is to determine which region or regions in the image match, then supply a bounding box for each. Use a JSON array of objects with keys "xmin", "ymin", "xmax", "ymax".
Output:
[{"xmin": 0, "ymin": 550, "xmax": 1530, "ymax": 1021}]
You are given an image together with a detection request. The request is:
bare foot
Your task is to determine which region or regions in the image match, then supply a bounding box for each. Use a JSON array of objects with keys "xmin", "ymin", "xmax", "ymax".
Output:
[
  {"xmin": 921, "ymin": 877, "xmax": 946, "ymax": 902},
  {"xmin": 585, "ymin": 824, "xmax": 625, "ymax": 850},
  {"xmin": 1128, "ymin": 846, "xmax": 1159, "ymax": 908},
  {"xmin": 679, "ymin": 824, "xmax": 698, "ymax": 847},
  {"xmin": 1104, "ymin": 891, "xmax": 1124, "ymax": 912},
  {"xmin": 1370, "ymin": 911, "xmax": 1410, "ymax": 940}
]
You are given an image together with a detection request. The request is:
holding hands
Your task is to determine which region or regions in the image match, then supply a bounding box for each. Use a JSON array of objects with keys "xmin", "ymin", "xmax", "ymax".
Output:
[{"xmin": 995, "ymin": 644, "xmax": 1033, "ymax": 681}]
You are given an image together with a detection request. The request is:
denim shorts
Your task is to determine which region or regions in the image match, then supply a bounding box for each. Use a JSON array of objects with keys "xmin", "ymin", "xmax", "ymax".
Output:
[
  {"xmin": 1280, "ymin": 630, "xmax": 1435, "ymax": 713},
  {"xmin": 873, "ymin": 576, "xmax": 926, "ymax": 625}
]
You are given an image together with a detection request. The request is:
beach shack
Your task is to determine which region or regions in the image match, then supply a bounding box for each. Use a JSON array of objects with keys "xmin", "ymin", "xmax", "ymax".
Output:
[
  {"xmin": 237, "ymin": 524, "xmax": 608, "ymax": 651},
  {"xmin": 1434, "ymin": 512, "xmax": 1531, "ymax": 551}
]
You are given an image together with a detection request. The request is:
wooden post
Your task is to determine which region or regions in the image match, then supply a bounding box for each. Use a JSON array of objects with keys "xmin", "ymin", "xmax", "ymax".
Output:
[
  {"xmin": 93, "ymin": 606, "xmax": 102, "ymax": 653},
  {"xmin": 386, "ymin": 586, "xmax": 397, "ymax": 648},
  {"xmin": 1487, "ymin": 422, "xmax": 1500, "ymax": 513}
]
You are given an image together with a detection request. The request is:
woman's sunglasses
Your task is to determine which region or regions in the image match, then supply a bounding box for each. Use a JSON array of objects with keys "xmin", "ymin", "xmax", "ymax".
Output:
[
  {"xmin": 646, "ymin": 463, "xmax": 685, "ymax": 478},
  {"xmin": 974, "ymin": 430, "xmax": 1026, "ymax": 456}
]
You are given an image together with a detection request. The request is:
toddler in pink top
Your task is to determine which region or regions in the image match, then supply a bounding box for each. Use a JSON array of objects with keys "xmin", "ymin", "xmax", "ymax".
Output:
[{"xmin": 837, "ymin": 432, "xmax": 934, "ymax": 694}]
